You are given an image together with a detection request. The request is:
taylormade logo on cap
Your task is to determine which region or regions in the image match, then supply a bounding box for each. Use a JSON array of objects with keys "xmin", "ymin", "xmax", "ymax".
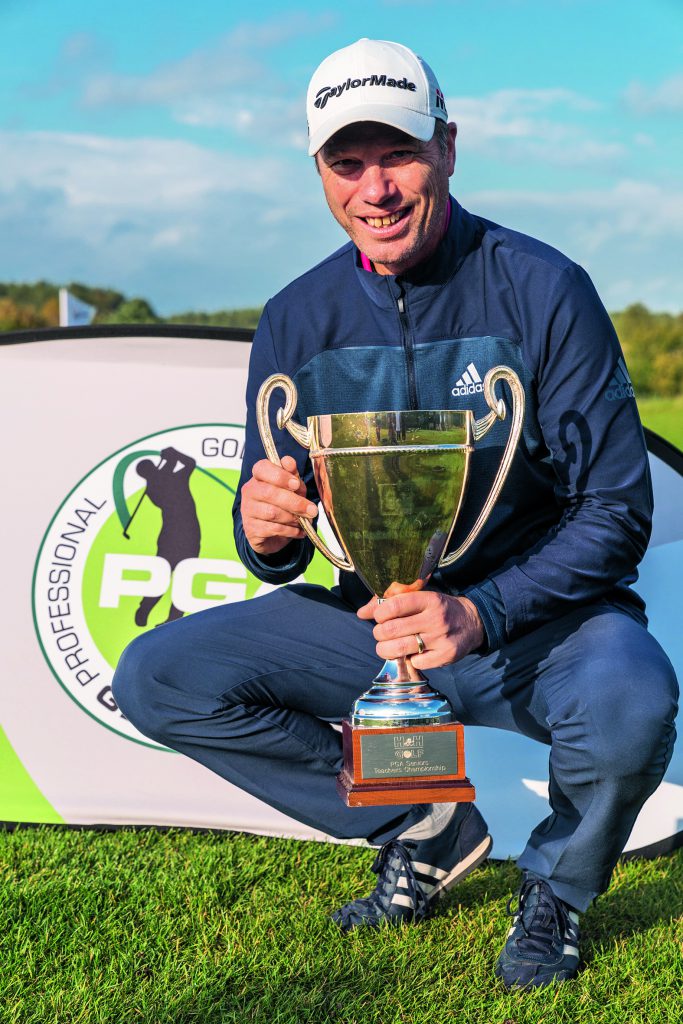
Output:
[
  {"xmin": 306, "ymin": 38, "xmax": 448, "ymax": 156},
  {"xmin": 315, "ymin": 75, "xmax": 418, "ymax": 110}
]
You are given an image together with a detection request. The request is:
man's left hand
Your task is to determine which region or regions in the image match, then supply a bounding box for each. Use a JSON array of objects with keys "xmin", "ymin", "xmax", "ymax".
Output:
[{"xmin": 357, "ymin": 591, "xmax": 485, "ymax": 670}]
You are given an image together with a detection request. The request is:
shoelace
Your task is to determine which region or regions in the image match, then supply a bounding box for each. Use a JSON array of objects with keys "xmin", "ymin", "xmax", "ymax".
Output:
[
  {"xmin": 505, "ymin": 877, "xmax": 570, "ymax": 957},
  {"xmin": 372, "ymin": 840, "xmax": 431, "ymax": 917},
  {"xmin": 335, "ymin": 840, "xmax": 431, "ymax": 928}
]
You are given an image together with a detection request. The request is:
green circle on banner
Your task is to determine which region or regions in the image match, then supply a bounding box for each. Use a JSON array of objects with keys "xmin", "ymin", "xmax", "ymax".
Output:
[{"xmin": 32, "ymin": 424, "xmax": 334, "ymax": 749}]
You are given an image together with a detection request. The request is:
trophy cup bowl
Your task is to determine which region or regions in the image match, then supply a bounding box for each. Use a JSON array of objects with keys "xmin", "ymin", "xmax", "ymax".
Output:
[{"xmin": 257, "ymin": 368, "xmax": 524, "ymax": 806}]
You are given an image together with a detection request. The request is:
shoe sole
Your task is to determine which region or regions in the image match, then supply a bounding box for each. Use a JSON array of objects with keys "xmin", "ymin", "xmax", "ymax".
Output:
[
  {"xmin": 430, "ymin": 833, "xmax": 493, "ymax": 901},
  {"xmin": 494, "ymin": 964, "xmax": 579, "ymax": 989}
]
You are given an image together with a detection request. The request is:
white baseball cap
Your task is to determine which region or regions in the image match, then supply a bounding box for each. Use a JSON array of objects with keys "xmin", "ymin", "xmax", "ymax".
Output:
[{"xmin": 306, "ymin": 38, "xmax": 448, "ymax": 156}]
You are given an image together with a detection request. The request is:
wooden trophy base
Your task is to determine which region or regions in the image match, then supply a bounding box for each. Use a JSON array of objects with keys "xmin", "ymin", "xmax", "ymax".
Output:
[{"xmin": 336, "ymin": 718, "xmax": 476, "ymax": 807}]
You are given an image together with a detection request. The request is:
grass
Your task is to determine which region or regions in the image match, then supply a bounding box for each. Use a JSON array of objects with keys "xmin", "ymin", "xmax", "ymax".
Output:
[
  {"xmin": 638, "ymin": 396, "xmax": 683, "ymax": 450},
  {"xmin": 1, "ymin": 828, "xmax": 681, "ymax": 1024},
  {"xmin": 2, "ymin": 395, "xmax": 680, "ymax": 1023}
]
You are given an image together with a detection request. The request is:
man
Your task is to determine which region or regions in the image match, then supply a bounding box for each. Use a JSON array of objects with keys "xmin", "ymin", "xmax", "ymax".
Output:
[{"xmin": 112, "ymin": 39, "xmax": 678, "ymax": 989}]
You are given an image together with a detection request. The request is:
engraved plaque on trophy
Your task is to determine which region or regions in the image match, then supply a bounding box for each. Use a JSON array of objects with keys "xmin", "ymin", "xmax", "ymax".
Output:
[{"xmin": 257, "ymin": 368, "xmax": 524, "ymax": 807}]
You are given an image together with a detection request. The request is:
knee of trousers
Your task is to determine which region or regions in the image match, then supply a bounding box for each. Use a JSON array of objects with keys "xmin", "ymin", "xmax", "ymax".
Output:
[
  {"xmin": 112, "ymin": 630, "xmax": 257, "ymax": 748},
  {"xmin": 111, "ymin": 632, "xmax": 180, "ymax": 746},
  {"xmin": 550, "ymin": 650, "xmax": 678, "ymax": 783}
]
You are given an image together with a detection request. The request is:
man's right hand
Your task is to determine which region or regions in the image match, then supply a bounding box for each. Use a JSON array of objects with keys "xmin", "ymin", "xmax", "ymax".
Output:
[{"xmin": 241, "ymin": 455, "xmax": 318, "ymax": 556}]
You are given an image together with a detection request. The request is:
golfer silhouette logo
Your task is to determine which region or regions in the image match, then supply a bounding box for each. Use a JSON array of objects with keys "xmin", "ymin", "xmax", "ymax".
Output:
[{"xmin": 126, "ymin": 448, "xmax": 201, "ymax": 626}]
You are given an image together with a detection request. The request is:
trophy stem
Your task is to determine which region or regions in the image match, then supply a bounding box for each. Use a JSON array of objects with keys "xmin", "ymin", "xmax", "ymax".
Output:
[
  {"xmin": 350, "ymin": 657, "xmax": 454, "ymax": 728},
  {"xmin": 374, "ymin": 655, "xmax": 426, "ymax": 685}
]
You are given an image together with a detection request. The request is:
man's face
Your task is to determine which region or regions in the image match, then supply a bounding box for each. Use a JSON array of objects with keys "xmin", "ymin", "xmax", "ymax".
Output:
[{"xmin": 316, "ymin": 122, "xmax": 456, "ymax": 276}]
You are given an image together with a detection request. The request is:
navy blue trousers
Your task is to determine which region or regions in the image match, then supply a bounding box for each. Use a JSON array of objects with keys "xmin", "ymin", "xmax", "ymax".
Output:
[{"xmin": 112, "ymin": 584, "xmax": 678, "ymax": 911}]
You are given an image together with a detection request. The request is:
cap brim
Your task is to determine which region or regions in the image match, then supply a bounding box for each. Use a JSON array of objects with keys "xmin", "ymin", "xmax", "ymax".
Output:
[{"xmin": 308, "ymin": 104, "xmax": 436, "ymax": 156}]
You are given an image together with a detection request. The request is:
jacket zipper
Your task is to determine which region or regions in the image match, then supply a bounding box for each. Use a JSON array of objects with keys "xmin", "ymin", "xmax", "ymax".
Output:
[{"xmin": 396, "ymin": 285, "xmax": 418, "ymax": 409}]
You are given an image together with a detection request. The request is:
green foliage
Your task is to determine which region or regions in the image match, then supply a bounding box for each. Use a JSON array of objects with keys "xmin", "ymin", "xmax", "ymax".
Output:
[
  {"xmin": 0, "ymin": 828, "xmax": 680, "ymax": 1023},
  {"xmin": 0, "ymin": 279, "xmax": 57, "ymax": 309},
  {"xmin": 168, "ymin": 307, "xmax": 263, "ymax": 329},
  {"xmin": 70, "ymin": 283, "xmax": 126, "ymax": 317},
  {"xmin": 0, "ymin": 297, "xmax": 46, "ymax": 331},
  {"xmin": 99, "ymin": 297, "xmax": 159, "ymax": 324},
  {"xmin": 611, "ymin": 304, "xmax": 683, "ymax": 397}
]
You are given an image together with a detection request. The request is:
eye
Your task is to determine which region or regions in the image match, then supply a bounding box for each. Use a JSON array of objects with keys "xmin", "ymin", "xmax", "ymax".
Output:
[
  {"xmin": 384, "ymin": 148, "xmax": 418, "ymax": 165},
  {"xmin": 330, "ymin": 157, "xmax": 362, "ymax": 174}
]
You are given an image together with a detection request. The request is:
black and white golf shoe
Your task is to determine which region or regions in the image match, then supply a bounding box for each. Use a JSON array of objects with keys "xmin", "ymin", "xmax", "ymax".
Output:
[
  {"xmin": 495, "ymin": 874, "xmax": 581, "ymax": 989},
  {"xmin": 332, "ymin": 803, "xmax": 492, "ymax": 932}
]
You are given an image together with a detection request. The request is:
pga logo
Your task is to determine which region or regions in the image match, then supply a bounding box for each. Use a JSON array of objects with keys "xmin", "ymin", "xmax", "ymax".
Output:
[{"xmin": 33, "ymin": 424, "xmax": 333, "ymax": 748}]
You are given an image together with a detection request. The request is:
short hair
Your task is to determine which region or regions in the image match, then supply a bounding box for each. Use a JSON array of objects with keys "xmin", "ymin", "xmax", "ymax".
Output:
[{"xmin": 433, "ymin": 118, "xmax": 450, "ymax": 156}]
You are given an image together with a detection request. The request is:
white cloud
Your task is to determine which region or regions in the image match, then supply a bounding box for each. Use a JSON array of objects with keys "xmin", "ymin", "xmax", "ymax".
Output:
[
  {"xmin": 448, "ymin": 87, "xmax": 599, "ymax": 133},
  {"xmin": 223, "ymin": 10, "xmax": 335, "ymax": 49},
  {"xmin": 463, "ymin": 179, "xmax": 683, "ymax": 310},
  {"xmin": 81, "ymin": 12, "xmax": 333, "ymax": 111},
  {"xmin": 624, "ymin": 73, "xmax": 683, "ymax": 115},
  {"xmin": 61, "ymin": 32, "xmax": 105, "ymax": 63},
  {"xmin": 468, "ymin": 180, "xmax": 683, "ymax": 243},
  {"xmin": 447, "ymin": 87, "xmax": 622, "ymax": 166},
  {"xmin": 74, "ymin": 12, "xmax": 335, "ymax": 149},
  {"xmin": 175, "ymin": 95, "xmax": 308, "ymax": 149},
  {"xmin": 82, "ymin": 54, "xmax": 260, "ymax": 109},
  {"xmin": 0, "ymin": 130, "xmax": 286, "ymax": 209}
]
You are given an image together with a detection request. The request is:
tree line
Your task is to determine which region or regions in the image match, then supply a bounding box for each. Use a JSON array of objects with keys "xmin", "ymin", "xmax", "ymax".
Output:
[
  {"xmin": 1, "ymin": 281, "xmax": 682, "ymax": 397},
  {"xmin": 0, "ymin": 281, "xmax": 262, "ymax": 331}
]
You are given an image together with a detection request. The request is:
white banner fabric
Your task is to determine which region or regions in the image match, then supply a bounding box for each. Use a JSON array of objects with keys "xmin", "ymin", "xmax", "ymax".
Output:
[{"xmin": 1, "ymin": 330, "xmax": 681, "ymax": 858}]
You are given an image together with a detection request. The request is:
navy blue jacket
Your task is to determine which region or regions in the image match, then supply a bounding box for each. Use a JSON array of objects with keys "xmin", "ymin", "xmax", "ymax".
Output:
[{"xmin": 233, "ymin": 197, "xmax": 651, "ymax": 651}]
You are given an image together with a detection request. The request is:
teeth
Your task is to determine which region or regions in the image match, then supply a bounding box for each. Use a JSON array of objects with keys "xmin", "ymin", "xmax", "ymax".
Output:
[{"xmin": 366, "ymin": 211, "xmax": 403, "ymax": 227}]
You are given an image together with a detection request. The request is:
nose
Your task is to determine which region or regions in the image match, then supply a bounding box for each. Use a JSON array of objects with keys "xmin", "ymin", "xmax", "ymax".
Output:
[{"xmin": 358, "ymin": 163, "xmax": 399, "ymax": 207}]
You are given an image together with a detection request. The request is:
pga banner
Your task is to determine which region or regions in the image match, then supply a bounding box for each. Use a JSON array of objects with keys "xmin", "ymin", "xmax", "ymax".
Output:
[{"xmin": 1, "ymin": 328, "xmax": 681, "ymax": 857}]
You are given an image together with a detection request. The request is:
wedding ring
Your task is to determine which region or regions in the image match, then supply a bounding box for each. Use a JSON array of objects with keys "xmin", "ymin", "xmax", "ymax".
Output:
[{"xmin": 415, "ymin": 633, "xmax": 425, "ymax": 655}]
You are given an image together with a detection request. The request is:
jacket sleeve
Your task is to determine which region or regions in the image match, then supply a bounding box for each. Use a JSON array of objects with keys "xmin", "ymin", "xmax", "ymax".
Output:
[
  {"xmin": 232, "ymin": 304, "xmax": 317, "ymax": 584},
  {"xmin": 463, "ymin": 263, "xmax": 652, "ymax": 650}
]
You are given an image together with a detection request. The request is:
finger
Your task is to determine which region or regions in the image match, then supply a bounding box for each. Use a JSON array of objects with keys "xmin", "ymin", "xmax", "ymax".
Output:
[
  {"xmin": 383, "ymin": 579, "xmax": 426, "ymax": 598},
  {"xmin": 252, "ymin": 458, "xmax": 303, "ymax": 493},
  {"xmin": 375, "ymin": 634, "xmax": 431, "ymax": 661},
  {"xmin": 245, "ymin": 503, "xmax": 309, "ymax": 529},
  {"xmin": 374, "ymin": 639, "xmax": 459, "ymax": 670},
  {"xmin": 373, "ymin": 591, "xmax": 433, "ymax": 623},
  {"xmin": 411, "ymin": 648, "xmax": 459, "ymax": 670},
  {"xmin": 281, "ymin": 455, "xmax": 307, "ymax": 494},
  {"xmin": 373, "ymin": 612, "xmax": 428, "ymax": 643},
  {"xmin": 356, "ymin": 596, "xmax": 380, "ymax": 620},
  {"xmin": 244, "ymin": 480, "xmax": 318, "ymax": 519},
  {"xmin": 247, "ymin": 521, "xmax": 306, "ymax": 542}
]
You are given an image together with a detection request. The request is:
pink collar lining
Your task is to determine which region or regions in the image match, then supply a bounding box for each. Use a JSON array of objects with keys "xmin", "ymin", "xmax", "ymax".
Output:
[{"xmin": 360, "ymin": 200, "xmax": 451, "ymax": 273}]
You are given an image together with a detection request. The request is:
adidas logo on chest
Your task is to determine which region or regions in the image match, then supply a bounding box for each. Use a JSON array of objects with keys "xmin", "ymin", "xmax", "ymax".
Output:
[{"xmin": 451, "ymin": 362, "xmax": 484, "ymax": 397}]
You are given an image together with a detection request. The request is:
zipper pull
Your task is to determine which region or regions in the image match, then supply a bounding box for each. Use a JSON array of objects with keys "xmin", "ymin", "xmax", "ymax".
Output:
[{"xmin": 397, "ymin": 295, "xmax": 405, "ymax": 314}]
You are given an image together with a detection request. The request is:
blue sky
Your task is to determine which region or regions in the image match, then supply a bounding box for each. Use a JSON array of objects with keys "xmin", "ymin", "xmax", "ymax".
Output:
[{"xmin": 1, "ymin": 0, "xmax": 681, "ymax": 313}]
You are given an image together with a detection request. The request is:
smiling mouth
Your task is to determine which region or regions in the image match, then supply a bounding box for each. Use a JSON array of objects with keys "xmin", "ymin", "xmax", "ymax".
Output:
[{"xmin": 362, "ymin": 209, "xmax": 408, "ymax": 228}]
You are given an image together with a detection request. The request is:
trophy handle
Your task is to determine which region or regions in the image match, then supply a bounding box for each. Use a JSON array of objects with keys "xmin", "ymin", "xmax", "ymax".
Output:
[
  {"xmin": 256, "ymin": 373, "xmax": 355, "ymax": 572},
  {"xmin": 439, "ymin": 365, "xmax": 525, "ymax": 568}
]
